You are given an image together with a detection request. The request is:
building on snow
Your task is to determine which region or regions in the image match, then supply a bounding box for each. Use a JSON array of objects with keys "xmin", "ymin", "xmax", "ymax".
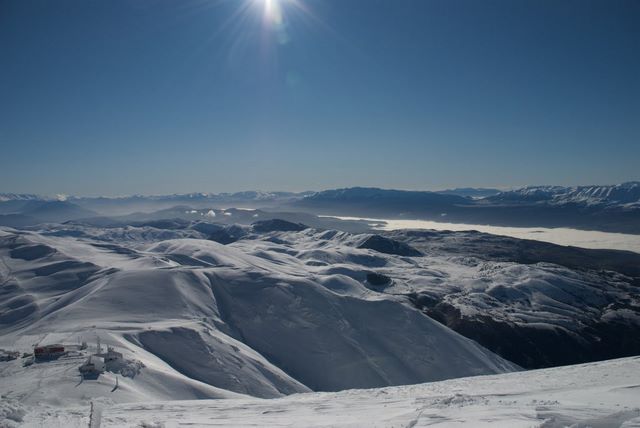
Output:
[
  {"xmin": 34, "ymin": 344, "xmax": 65, "ymax": 360},
  {"xmin": 103, "ymin": 346, "xmax": 123, "ymax": 363},
  {"xmin": 79, "ymin": 356, "xmax": 105, "ymax": 376}
]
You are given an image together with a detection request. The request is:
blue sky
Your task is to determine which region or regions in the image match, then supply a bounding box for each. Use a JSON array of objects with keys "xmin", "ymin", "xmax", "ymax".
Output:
[{"xmin": 1, "ymin": 0, "xmax": 638, "ymax": 196}]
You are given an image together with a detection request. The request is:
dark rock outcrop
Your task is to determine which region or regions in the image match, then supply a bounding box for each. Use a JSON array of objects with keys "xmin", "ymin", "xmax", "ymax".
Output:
[
  {"xmin": 358, "ymin": 235, "xmax": 422, "ymax": 257},
  {"xmin": 366, "ymin": 272, "xmax": 392, "ymax": 287}
]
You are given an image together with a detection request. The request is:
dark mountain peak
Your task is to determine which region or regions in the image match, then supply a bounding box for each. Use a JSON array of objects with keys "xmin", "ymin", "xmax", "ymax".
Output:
[
  {"xmin": 299, "ymin": 188, "xmax": 473, "ymax": 211},
  {"xmin": 20, "ymin": 200, "xmax": 98, "ymax": 222},
  {"xmin": 251, "ymin": 219, "xmax": 308, "ymax": 233},
  {"xmin": 304, "ymin": 187, "xmax": 469, "ymax": 204}
]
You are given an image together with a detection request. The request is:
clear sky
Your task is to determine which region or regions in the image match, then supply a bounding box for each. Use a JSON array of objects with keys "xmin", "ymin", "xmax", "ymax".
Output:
[{"xmin": 1, "ymin": 0, "xmax": 638, "ymax": 196}]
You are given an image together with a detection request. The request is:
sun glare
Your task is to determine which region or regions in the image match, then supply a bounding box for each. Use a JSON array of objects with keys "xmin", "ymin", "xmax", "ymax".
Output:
[
  {"xmin": 260, "ymin": 0, "xmax": 283, "ymax": 26},
  {"xmin": 191, "ymin": 0, "xmax": 327, "ymax": 64}
]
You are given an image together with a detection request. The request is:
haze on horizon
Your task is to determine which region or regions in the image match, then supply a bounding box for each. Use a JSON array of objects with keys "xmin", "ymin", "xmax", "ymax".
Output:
[{"xmin": 1, "ymin": 0, "xmax": 639, "ymax": 197}]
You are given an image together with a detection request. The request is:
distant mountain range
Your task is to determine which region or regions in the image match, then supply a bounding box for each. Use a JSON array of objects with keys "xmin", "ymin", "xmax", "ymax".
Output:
[
  {"xmin": 436, "ymin": 187, "xmax": 502, "ymax": 198},
  {"xmin": 293, "ymin": 183, "xmax": 640, "ymax": 233},
  {"xmin": 485, "ymin": 182, "xmax": 640, "ymax": 207},
  {"xmin": 1, "ymin": 182, "xmax": 639, "ymax": 233}
]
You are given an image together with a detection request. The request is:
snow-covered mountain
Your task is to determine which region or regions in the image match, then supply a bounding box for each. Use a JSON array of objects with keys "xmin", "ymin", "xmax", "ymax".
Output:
[
  {"xmin": 0, "ymin": 225, "xmax": 518, "ymax": 403},
  {"xmin": 0, "ymin": 193, "xmax": 43, "ymax": 202},
  {"xmin": 67, "ymin": 191, "xmax": 311, "ymax": 215},
  {"xmin": 2, "ymin": 182, "xmax": 640, "ymax": 233},
  {"xmin": 292, "ymin": 185, "xmax": 640, "ymax": 233},
  {"xmin": 388, "ymin": 229, "xmax": 640, "ymax": 368},
  {"xmin": 1, "ymin": 220, "xmax": 639, "ymax": 426},
  {"xmin": 488, "ymin": 181, "xmax": 640, "ymax": 208},
  {"xmin": 291, "ymin": 182, "xmax": 640, "ymax": 234}
]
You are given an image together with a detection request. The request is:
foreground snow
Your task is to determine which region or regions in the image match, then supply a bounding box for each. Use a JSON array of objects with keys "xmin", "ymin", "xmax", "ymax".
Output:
[{"xmin": 15, "ymin": 356, "xmax": 640, "ymax": 427}]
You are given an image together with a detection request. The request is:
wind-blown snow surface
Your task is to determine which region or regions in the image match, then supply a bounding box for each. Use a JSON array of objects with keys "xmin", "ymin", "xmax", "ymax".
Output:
[{"xmin": 17, "ymin": 356, "xmax": 640, "ymax": 427}]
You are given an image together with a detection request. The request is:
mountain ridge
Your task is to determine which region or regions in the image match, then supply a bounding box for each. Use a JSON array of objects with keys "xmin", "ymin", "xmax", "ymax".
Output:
[{"xmin": 2, "ymin": 182, "xmax": 640, "ymax": 233}]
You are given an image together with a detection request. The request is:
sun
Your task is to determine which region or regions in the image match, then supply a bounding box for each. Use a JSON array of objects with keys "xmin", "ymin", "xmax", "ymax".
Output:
[
  {"xmin": 201, "ymin": 0, "xmax": 321, "ymax": 54},
  {"xmin": 259, "ymin": 0, "xmax": 284, "ymax": 26}
]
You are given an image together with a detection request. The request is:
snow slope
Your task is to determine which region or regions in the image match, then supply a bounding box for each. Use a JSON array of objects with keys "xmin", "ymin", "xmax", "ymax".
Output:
[
  {"xmin": 1, "ymin": 221, "xmax": 639, "ymax": 426},
  {"xmin": 0, "ymin": 225, "xmax": 518, "ymax": 412},
  {"xmin": 15, "ymin": 356, "xmax": 640, "ymax": 427}
]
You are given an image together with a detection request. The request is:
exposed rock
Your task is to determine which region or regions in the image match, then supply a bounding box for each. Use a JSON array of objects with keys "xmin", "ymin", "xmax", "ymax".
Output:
[{"xmin": 357, "ymin": 235, "xmax": 422, "ymax": 257}]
